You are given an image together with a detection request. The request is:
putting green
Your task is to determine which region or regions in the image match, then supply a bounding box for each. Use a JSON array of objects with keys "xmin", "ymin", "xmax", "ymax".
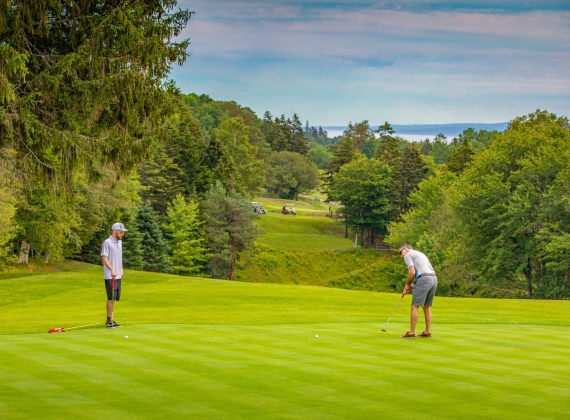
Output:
[{"xmin": 1, "ymin": 263, "xmax": 569, "ymax": 419}]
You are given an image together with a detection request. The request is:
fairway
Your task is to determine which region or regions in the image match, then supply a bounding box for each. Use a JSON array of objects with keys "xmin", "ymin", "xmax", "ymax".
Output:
[
  {"xmin": 1, "ymin": 263, "xmax": 569, "ymax": 419},
  {"xmin": 254, "ymin": 213, "xmax": 353, "ymax": 251}
]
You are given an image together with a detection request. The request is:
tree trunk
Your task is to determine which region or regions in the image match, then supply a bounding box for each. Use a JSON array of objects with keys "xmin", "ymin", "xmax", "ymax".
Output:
[
  {"xmin": 18, "ymin": 241, "xmax": 30, "ymax": 264},
  {"xmin": 44, "ymin": 251, "xmax": 50, "ymax": 264},
  {"xmin": 354, "ymin": 233, "xmax": 358, "ymax": 249},
  {"xmin": 228, "ymin": 243, "xmax": 237, "ymax": 280},
  {"xmin": 345, "ymin": 218, "xmax": 348, "ymax": 238},
  {"xmin": 523, "ymin": 257, "xmax": 533, "ymax": 298}
]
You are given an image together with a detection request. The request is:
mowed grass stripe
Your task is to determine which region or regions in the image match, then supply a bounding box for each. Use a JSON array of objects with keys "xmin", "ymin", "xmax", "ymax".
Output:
[
  {"xmin": 2, "ymin": 266, "xmax": 570, "ymax": 419},
  {"xmin": 4, "ymin": 326, "xmax": 568, "ymax": 412}
]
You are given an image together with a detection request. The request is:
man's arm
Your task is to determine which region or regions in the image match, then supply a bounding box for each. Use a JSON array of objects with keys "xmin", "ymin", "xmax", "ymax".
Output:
[
  {"xmin": 102, "ymin": 256, "xmax": 117, "ymax": 278},
  {"xmin": 403, "ymin": 266, "xmax": 415, "ymax": 295}
]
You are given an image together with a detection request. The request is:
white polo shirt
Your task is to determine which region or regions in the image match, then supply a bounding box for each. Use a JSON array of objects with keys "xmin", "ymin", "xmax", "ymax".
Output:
[
  {"xmin": 101, "ymin": 236, "xmax": 123, "ymax": 279},
  {"xmin": 404, "ymin": 249, "xmax": 435, "ymax": 277}
]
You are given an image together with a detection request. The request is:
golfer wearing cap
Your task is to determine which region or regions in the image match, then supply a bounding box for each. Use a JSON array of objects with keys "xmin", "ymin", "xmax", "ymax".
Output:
[
  {"xmin": 399, "ymin": 244, "xmax": 437, "ymax": 338},
  {"xmin": 101, "ymin": 222, "xmax": 127, "ymax": 328}
]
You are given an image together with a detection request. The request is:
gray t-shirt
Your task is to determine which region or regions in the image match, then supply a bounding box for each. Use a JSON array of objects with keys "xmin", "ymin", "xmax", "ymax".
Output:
[
  {"xmin": 101, "ymin": 236, "xmax": 123, "ymax": 279},
  {"xmin": 404, "ymin": 249, "xmax": 435, "ymax": 277}
]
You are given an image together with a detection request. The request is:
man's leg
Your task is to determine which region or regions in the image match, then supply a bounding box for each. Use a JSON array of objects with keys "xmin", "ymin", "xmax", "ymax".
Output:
[
  {"xmin": 410, "ymin": 305, "xmax": 419, "ymax": 334},
  {"xmin": 106, "ymin": 300, "xmax": 114, "ymax": 318},
  {"xmin": 422, "ymin": 306, "xmax": 432, "ymax": 334}
]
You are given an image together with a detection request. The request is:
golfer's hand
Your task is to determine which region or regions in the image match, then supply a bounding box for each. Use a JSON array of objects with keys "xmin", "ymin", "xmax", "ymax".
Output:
[
  {"xmin": 403, "ymin": 284, "xmax": 411, "ymax": 295},
  {"xmin": 111, "ymin": 272, "xmax": 117, "ymax": 279}
]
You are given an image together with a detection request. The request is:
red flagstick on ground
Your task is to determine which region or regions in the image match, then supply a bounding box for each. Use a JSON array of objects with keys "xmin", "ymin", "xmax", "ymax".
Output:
[{"xmin": 48, "ymin": 323, "xmax": 99, "ymax": 333}]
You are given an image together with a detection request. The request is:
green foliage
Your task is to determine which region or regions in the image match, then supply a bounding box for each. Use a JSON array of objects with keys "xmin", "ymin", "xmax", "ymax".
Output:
[
  {"xmin": 429, "ymin": 133, "xmax": 454, "ymax": 164},
  {"xmin": 15, "ymin": 188, "xmax": 82, "ymax": 263},
  {"xmin": 447, "ymin": 137, "xmax": 475, "ymax": 174},
  {"xmin": 0, "ymin": 0, "xmax": 192, "ymax": 190},
  {"xmin": 345, "ymin": 121, "xmax": 377, "ymax": 158},
  {"xmin": 265, "ymin": 151, "xmax": 320, "ymax": 199},
  {"xmin": 215, "ymin": 117, "xmax": 265, "ymax": 196},
  {"xmin": 120, "ymin": 210, "xmax": 145, "ymax": 271},
  {"xmin": 137, "ymin": 203, "xmax": 172, "ymax": 273},
  {"xmin": 331, "ymin": 155, "xmax": 391, "ymax": 243},
  {"xmin": 307, "ymin": 143, "xmax": 332, "ymax": 169},
  {"xmin": 387, "ymin": 170, "xmax": 456, "ymax": 250},
  {"xmin": 262, "ymin": 112, "xmax": 307, "ymax": 154},
  {"xmin": 204, "ymin": 181, "xmax": 260, "ymax": 279},
  {"xmin": 304, "ymin": 123, "xmax": 332, "ymax": 146},
  {"xmin": 388, "ymin": 145, "xmax": 429, "ymax": 220},
  {"xmin": 163, "ymin": 194, "xmax": 210, "ymax": 275},
  {"xmin": 390, "ymin": 110, "xmax": 570, "ymax": 299},
  {"xmin": 0, "ymin": 183, "xmax": 17, "ymax": 267}
]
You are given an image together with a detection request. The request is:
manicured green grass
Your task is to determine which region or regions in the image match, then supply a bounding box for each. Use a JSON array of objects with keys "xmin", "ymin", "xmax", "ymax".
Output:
[
  {"xmin": 255, "ymin": 213, "xmax": 353, "ymax": 251},
  {"xmin": 253, "ymin": 196, "xmax": 336, "ymax": 216},
  {"xmin": 1, "ymin": 264, "xmax": 569, "ymax": 419}
]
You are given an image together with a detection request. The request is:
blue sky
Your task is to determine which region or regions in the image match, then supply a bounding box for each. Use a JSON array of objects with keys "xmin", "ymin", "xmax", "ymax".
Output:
[{"xmin": 172, "ymin": 1, "xmax": 570, "ymax": 125}]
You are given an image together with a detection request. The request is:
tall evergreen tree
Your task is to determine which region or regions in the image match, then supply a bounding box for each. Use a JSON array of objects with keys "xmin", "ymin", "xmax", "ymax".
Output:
[
  {"xmin": 163, "ymin": 194, "xmax": 210, "ymax": 275},
  {"xmin": 447, "ymin": 137, "xmax": 475, "ymax": 174},
  {"xmin": 121, "ymin": 211, "xmax": 145, "ymax": 271},
  {"xmin": 137, "ymin": 203, "xmax": 172, "ymax": 273},
  {"xmin": 203, "ymin": 181, "xmax": 260, "ymax": 279},
  {"xmin": 322, "ymin": 136, "xmax": 356, "ymax": 200},
  {"xmin": 0, "ymin": 1, "xmax": 192, "ymax": 190},
  {"xmin": 290, "ymin": 113, "xmax": 308, "ymax": 155}
]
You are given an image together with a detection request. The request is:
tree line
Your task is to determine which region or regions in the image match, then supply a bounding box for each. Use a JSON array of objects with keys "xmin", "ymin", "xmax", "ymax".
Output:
[
  {"xmin": 0, "ymin": 1, "xmax": 321, "ymax": 279},
  {"xmin": 1, "ymin": 1, "xmax": 568, "ymax": 298},
  {"xmin": 321, "ymin": 113, "xmax": 570, "ymax": 299}
]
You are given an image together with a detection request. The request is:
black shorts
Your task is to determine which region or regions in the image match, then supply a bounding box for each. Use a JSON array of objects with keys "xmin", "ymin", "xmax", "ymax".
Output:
[{"xmin": 104, "ymin": 278, "xmax": 122, "ymax": 301}]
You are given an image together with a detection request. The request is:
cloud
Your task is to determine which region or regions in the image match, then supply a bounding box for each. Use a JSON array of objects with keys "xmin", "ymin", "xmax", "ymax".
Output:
[{"xmin": 173, "ymin": 1, "xmax": 570, "ymax": 124}]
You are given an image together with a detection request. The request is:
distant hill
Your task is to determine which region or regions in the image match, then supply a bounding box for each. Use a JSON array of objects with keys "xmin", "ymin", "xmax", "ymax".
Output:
[{"xmin": 323, "ymin": 123, "xmax": 509, "ymax": 137}]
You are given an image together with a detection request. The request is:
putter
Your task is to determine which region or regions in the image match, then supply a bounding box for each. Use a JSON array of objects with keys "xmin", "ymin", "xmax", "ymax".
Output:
[{"xmin": 381, "ymin": 293, "xmax": 405, "ymax": 332}]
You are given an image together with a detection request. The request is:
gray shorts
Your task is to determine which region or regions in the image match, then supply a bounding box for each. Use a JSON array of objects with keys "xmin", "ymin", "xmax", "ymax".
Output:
[{"xmin": 412, "ymin": 276, "xmax": 437, "ymax": 307}]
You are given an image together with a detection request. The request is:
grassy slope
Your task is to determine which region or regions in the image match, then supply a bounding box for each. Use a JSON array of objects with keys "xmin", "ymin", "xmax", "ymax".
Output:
[
  {"xmin": 254, "ymin": 213, "xmax": 353, "ymax": 252},
  {"xmin": 239, "ymin": 205, "xmax": 395, "ymax": 289},
  {"xmin": 1, "ymin": 264, "xmax": 570, "ymax": 419}
]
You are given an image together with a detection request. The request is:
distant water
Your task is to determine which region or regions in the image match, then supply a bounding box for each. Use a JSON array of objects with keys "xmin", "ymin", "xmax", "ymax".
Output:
[{"xmin": 322, "ymin": 122, "xmax": 508, "ymax": 142}]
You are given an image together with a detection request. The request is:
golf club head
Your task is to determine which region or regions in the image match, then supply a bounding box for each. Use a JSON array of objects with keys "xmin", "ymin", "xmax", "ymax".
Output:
[{"xmin": 381, "ymin": 329, "xmax": 387, "ymax": 332}]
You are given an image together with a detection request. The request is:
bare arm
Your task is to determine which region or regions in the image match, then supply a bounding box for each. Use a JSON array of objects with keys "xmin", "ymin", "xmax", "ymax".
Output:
[
  {"xmin": 102, "ymin": 256, "xmax": 117, "ymax": 278},
  {"xmin": 403, "ymin": 266, "xmax": 415, "ymax": 295}
]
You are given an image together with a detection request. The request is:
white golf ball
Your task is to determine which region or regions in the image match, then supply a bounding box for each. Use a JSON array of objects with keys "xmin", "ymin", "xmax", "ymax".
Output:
[
  {"xmin": 125, "ymin": 336, "xmax": 128, "ymax": 339},
  {"xmin": 315, "ymin": 335, "xmax": 319, "ymax": 338}
]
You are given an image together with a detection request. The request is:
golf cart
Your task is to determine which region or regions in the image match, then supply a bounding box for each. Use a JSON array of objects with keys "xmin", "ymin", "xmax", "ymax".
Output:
[{"xmin": 281, "ymin": 204, "xmax": 296, "ymax": 215}]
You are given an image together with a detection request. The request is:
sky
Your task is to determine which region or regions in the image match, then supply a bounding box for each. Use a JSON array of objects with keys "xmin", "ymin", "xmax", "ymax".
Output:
[{"xmin": 172, "ymin": 1, "xmax": 570, "ymax": 125}]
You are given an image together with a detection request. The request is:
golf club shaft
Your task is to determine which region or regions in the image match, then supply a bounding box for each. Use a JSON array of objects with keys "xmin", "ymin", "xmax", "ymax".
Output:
[
  {"xmin": 65, "ymin": 323, "xmax": 100, "ymax": 330},
  {"xmin": 111, "ymin": 275, "xmax": 115, "ymax": 323},
  {"xmin": 383, "ymin": 293, "xmax": 405, "ymax": 330}
]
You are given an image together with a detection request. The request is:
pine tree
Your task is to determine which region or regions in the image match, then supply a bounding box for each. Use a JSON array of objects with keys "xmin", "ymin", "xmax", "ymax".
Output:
[
  {"xmin": 137, "ymin": 203, "xmax": 172, "ymax": 273},
  {"xmin": 138, "ymin": 145, "xmax": 186, "ymax": 215},
  {"xmin": 203, "ymin": 181, "xmax": 259, "ymax": 279},
  {"xmin": 0, "ymin": 1, "xmax": 192, "ymax": 190},
  {"xmin": 290, "ymin": 113, "xmax": 308, "ymax": 155},
  {"xmin": 163, "ymin": 194, "xmax": 210, "ymax": 275},
  {"xmin": 121, "ymin": 211, "xmax": 144, "ymax": 271},
  {"xmin": 322, "ymin": 137, "xmax": 356, "ymax": 200},
  {"xmin": 447, "ymin": 137, "xmax": 475, "ymax": 174}
]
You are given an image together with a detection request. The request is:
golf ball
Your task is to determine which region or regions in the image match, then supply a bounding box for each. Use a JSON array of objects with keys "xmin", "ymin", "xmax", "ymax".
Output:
[
  {"xmin": 315, "ymin": 335, "xmax": 319, "ymax": 338},
  {"xmin": 125, "ymin": 336, "xmax": 128, "ymax": 339}
]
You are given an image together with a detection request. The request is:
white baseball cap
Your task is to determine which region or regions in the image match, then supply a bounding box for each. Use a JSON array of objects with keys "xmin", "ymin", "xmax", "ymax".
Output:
[{"xmin": 111, "ymin": 222, "xmax": 128, "ymax": 232}]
